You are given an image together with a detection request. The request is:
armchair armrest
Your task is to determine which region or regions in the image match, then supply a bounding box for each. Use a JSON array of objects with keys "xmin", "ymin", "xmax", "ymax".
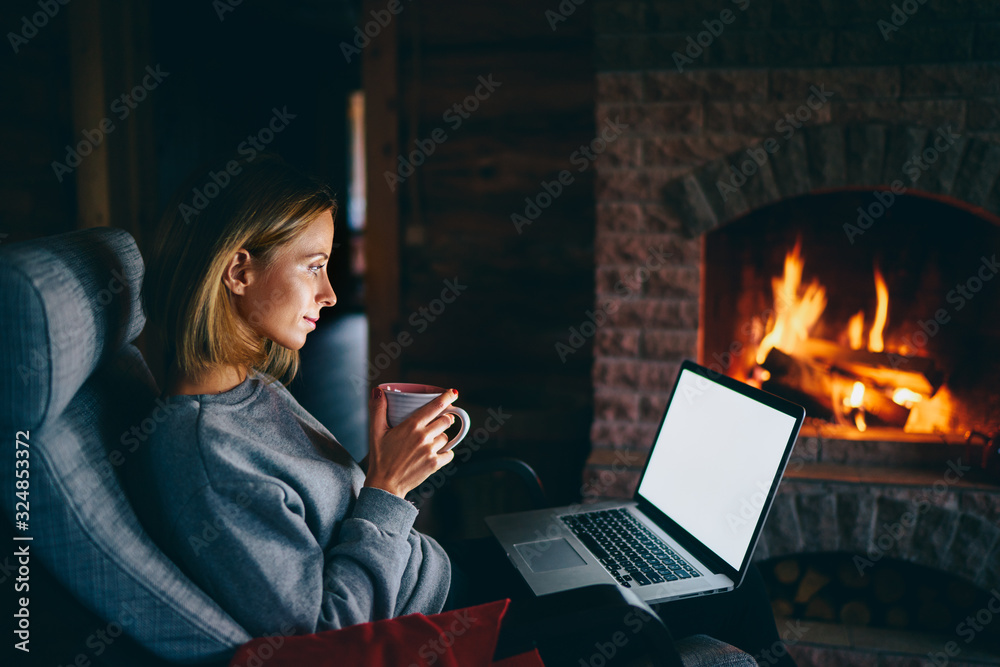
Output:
[
  {"xmin": 412, "ymin": 448, "xmax": 548, "ymax": 509},
  {"xmin": 449, "ymin": 448, "xmax": 547, "ymax": 508},
  {"xmin": 673, "ymin": 634, "xmax": 759, "ymax": 667}
]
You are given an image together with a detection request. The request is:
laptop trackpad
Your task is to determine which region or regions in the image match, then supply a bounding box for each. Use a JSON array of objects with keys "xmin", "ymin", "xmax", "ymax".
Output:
[{"xmin": 514, "ymin": 539, "xmax": 587, "ymax": 572}]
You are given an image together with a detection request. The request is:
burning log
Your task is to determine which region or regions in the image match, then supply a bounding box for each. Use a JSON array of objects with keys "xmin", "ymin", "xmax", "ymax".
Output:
[
  {"xmin": 760, "ymin": 348, "xmax": 836, "ymax": 419},
  {"xmin": 862, "ymin": 394, "xmax": 909, "ymax": 428},
  {"xmin": 759, "ymin": 343, "xmax": 936, "ymax": 429},
  {"xmin": 799, "ymin": 339, "xmax": 943, "ymax": 396}
]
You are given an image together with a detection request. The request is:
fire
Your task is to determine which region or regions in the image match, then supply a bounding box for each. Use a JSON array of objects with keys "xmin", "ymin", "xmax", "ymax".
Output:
[
  {"xmin": 752, "ymin": 243, "xmax": 956, "ymax": 435},
  {"xmin": 755, "ymin": 239, "xmax": 826, "ymax": 364},
  {"xmin": 848, "ymin": 381, "xmax": 865, "ymax": 408},
  {"xmin": 848, "ymin": 311, "xmax": 864, "ymax": 350},
  {"xmin": 892, "ymin": 388, "xmax": 923, "ymax": 408},
  {"xmin": 905, "ymin": 385, "xmax": 955, "ymax": 433},
  {"xmin": 848, "ymin": 381, "xmax": 867, "ymax": 431},
  {"xmin": 869, "ymin": 266, "xmax": 888, "ymax": 353}
]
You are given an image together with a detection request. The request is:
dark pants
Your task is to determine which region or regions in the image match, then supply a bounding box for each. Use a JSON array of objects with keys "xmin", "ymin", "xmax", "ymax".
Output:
[{"xmin": 441, "ymin": 537, "xmax": 796, "ymax": 667}]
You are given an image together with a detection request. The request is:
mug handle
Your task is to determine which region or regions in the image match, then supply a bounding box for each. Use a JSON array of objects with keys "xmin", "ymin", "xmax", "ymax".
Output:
[{"xmin": 441, "ymin": 407, "xmax": 470, "ymax": 451}]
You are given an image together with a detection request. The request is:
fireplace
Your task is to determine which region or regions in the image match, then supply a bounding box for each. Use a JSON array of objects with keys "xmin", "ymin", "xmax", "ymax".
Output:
[
  {"xmin": 586, "ymin": 2, "xmax": 1000, "ymax": 658},
  {"xmin": 587, "ymin": 66, "xmax": 1000, "ymax": 661},
  {"xmin": 701, "ymin": 189, "xmax": 1000, "ymax": 444}
]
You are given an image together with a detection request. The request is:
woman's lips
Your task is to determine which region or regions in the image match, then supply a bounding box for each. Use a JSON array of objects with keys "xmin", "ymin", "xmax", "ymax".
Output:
[{"xmin": 304, "ymin": 316, "xmax": 318, "ymax": 328}]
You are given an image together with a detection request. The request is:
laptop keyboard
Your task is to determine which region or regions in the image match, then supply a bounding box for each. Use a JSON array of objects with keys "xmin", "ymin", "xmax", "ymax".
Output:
[{"xmin": 561, "ymin": 508, "xmax": 701, "ymax": 587}]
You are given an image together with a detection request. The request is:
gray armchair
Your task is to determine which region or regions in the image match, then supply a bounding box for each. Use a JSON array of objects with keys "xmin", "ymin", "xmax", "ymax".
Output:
[
  {"xmin": 0, "ymin": 228, "xmax": 245, "ymax": 666},
  {"xmin": 0, "ymin": 228, "xmax": 755, "ymax": 666}
]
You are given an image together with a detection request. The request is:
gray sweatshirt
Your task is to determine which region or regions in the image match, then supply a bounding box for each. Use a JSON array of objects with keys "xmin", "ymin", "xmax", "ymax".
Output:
[{"xmin": 128, "ymin": 368, "xmax": 451, "ymax": 638}]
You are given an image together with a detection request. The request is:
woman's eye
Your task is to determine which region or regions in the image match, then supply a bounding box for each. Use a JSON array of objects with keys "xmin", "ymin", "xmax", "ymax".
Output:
[{"xmin": 309, "ymin": 265, "xmax": 325, "ymax": 274}]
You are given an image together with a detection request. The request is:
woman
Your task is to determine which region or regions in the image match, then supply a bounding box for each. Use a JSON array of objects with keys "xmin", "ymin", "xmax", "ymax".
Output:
[
  {"xmin": 134, "ymin": 154, "xmax": 795, "ymax": 666},
  {"xmin": 134, "ymin": 154, "xmax": 458, "ymax": 639}
]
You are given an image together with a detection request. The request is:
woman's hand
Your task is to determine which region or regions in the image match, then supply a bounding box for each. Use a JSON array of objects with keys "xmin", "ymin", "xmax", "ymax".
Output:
[{"xmin": 363, "ymin": 387, "xmax": 458, "ymax": 498}]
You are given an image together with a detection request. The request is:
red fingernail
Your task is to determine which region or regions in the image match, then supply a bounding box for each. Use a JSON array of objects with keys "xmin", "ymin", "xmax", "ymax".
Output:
[
  {"xmin": 372, "ymin": 387, "xmax": 382, "ymax": 400},
  {"xmin": 450, "ymin": 388, "xmax": 458, "ymax": 397}
]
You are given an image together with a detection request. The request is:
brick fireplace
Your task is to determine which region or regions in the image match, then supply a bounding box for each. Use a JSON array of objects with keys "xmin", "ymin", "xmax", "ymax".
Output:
[{"xmin": 584, "ymin": 0, "xmax": 1000, "ymax": 661}]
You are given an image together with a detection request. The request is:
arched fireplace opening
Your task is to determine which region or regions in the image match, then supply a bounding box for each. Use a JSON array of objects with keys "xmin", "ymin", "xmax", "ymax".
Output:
[{"xmin": 702, "ymin": 190, "xmax": 1000, "ymax": 446}]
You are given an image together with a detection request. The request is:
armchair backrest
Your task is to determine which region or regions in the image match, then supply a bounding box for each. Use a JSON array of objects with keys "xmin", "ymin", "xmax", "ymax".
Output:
[{"xmin": 0, "ymin": 228, "xmax": 250, "ymax": 664}]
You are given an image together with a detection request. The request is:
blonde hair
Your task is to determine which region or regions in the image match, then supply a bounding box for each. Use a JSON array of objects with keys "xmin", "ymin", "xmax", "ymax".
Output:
[{"xmin": 143, "ymin": 153, "xmax": 336, "ymax": 387}]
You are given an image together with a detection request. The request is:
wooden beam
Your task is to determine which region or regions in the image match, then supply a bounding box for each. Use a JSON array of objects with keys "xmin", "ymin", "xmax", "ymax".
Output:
[
  {"xmin": 66, "ymin": 0, "xmax": 155, "ymax": 245},
  {"xmin": 68, "ymin": 0, "xmax": 111, "ymax": 229},
  {"xmin": 363, "ymin": 0, "xmax": 401, "ymax": 388}
]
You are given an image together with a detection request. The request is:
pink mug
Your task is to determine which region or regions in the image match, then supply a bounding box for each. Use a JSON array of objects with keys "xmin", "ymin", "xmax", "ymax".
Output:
[{"xmin": 377, "ymin": 383, "xmax": 470, "ymax": 451}]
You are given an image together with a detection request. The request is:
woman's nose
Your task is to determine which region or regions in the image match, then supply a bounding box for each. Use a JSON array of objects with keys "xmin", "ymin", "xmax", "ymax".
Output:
[{"xmin": 320, "ymin": 276, "xmax": 337, "ymax": 307}]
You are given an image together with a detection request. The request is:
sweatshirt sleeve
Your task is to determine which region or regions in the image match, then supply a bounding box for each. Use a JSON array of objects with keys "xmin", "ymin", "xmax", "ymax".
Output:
[
  {"xmin": 169, "ymin": 479, "xmax": 425, "ymax": 637},
  {"xmin": 393, "ymin": 529, "xmax": 452, "ymax": 618}
]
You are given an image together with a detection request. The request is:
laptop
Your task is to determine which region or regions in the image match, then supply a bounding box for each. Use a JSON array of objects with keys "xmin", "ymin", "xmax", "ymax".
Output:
[{"xmin": 485, "ymin": 359, "xmax": 805, "ymax": 604}]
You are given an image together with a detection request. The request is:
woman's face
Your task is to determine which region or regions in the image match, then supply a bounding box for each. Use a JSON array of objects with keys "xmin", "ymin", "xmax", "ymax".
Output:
[{"xmin": 229, "ymin": 209, "xmax": 337, "ymax": 351}]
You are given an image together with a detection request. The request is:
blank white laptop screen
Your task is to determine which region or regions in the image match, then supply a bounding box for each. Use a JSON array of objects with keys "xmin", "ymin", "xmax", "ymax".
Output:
[{"xmin": 636, "ymin": 369, "xmax": 798, "ymax": 570}]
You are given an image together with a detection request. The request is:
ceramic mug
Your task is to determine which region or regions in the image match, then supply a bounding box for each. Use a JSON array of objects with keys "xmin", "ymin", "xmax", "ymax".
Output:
[{"xmin": 377, "ymin": 383, "xmax": 470, "ymax": 451}]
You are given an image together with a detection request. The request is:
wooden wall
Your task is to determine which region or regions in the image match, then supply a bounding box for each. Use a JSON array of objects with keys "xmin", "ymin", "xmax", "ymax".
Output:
[
  {"xmin": 0, "ymin": 0, "xmax": 76, "ymax": 243},
  {"xmin": 382, "ymin": 1, "xmax": 597, "ymax": 519}
]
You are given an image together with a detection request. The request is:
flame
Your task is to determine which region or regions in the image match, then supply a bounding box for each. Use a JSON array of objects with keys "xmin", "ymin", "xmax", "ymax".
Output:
[
  {"xmin": 751, "ymin": 242, "xmax": 959, "ymax": 435},
  {"xmin": 905, "ymin": 386, "xmax": 955, "ymax": 433},
  {"xmin": 848, "ymin": 311, "xmax": 864, "ymax": 350},
  {"xmin": 869, "ymin": 266, "xmax": 888, "ymax": 352},
  {"xmin": 755, "ymin": 240, "xmax": 827, "ymax": 364},
  {"xmin": 892, "ymin": 387, "xmax": 923, "ymax": 408},
  {"xmin": 846, "ymin": 382, "xmax": 867, "ymax": 431},
  {"xmin": 848, "ymin": 381, "xmax": 865, "ymax": 408},
  {"xmin": 855, "ymin": 413, "xmax": 867, "ymax": 432}
]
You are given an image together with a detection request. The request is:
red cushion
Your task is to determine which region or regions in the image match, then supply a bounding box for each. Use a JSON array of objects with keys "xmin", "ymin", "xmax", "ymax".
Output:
[{"xmin": 229, "ymin": 599, "xmax": 545, "ymax": 667}]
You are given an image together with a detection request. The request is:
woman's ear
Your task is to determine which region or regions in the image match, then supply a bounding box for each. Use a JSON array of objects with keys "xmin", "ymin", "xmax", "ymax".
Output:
[{"xmin": 221, "ymin": 248, "xmax": 255, "ymax": 295}]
